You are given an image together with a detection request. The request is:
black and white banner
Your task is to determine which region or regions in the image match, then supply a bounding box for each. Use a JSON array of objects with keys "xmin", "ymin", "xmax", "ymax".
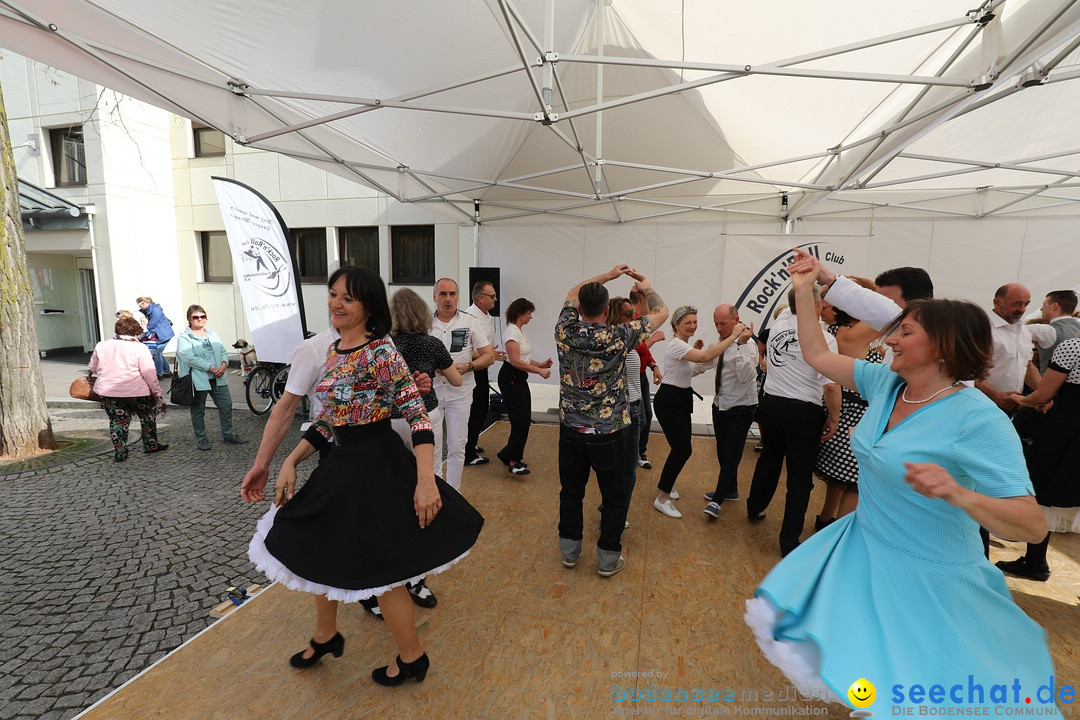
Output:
[{"xmin": 212, "ymin": 177, "xmax": 305, "ymax": 363}]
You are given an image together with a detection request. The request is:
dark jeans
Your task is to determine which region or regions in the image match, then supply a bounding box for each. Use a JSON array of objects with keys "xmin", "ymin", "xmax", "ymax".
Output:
[
  {"xmin": 558, "ymin": 425, "xmax": 627, "ymax": 552},
  {"xmin": 465, "ymin": 367, "xmax": 490, "ymax": 460},
  {"xmin": 639, "ymin": 371, "xmax": 653, "ymax": 457},
  {"xmin": 496, "ymin": 364, "xmax": 531, "ymax": 463},
  {"xmin": 620, "ymin": 399, "xmax": 643, "ymax": 523},
  {"xmin": 712, "ymin": 403, "xmax": 756, "ymax": 502},
  {"xmin": 653, "ymin": 384, "xmax": 694, "ymax": 494},
  {"xmin": 145, "ymin": 341, "xmax": 170, "ymax": 376},
  {"xmin": 747, "ymin": 393, "xmax": 824, "ymax": 555}
]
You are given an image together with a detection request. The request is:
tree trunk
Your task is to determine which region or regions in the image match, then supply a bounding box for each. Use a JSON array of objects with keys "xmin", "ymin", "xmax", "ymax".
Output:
[{"xmin": 0, "ymin": 80, "xmax": 57, "ymax": 458}]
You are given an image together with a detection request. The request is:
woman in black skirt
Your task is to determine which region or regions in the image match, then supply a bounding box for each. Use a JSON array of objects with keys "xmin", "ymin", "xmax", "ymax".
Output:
[
  {"xmin": 999, "ymin": 336, "xmax": 1080, "ymax": 581},
  {"xmin": 247, "ymin": 267, "xmax": 483, "ymax": 685}
]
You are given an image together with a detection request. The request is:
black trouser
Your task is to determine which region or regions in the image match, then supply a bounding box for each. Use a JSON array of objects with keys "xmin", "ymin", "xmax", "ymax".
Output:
[
  {"xmin": 711, "ymin": 404, "xmax": 756, "ymax": 502},
  {"xmin": 653, "ymin": 384, "xmax": 694, "ymax": 494},
  {"xmin": 558, "ymin": 425, "xmax": 627, "ymax": 552},
  {"xmin": 747, "ymin": 393, "xmax": 823, "ymax": 556},
  {"xmin": 496, "ymin": 364, "xmax": 531, "ymax": 463},
  {"xmin": 465, "ymin": 367, "xmax": 490, "ymax": 460},
  {"xmin": 639, "ymin": 371, "xmax": 653, "ymax": 457}
]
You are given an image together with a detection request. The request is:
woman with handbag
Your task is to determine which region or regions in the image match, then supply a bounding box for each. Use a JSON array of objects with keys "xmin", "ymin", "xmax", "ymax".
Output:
[
  {"xmin": 89, "ymin": 316, "xmax": 168, "ymax": 462},
  {"xmin": 176, "ymin": 305, "xmax": 246, "ymax": 451}
]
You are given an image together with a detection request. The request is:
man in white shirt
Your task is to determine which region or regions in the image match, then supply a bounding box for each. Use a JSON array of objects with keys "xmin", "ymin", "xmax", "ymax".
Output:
[
  {"xmin": 464, "ymin": 281, "xmax": 500, "ymax": 466},
  {"xmin": 430, "ymin": 278, "xmax": 495, "ymax": 491},
  {"xmin": 746, "ymin": 287, "xmax": 840, "ymax": 557},
  {"xmin": 702, "ymin": 304, "xmax": 759, "ymax": 518},
  {"xmin": 975, "ymin": 283, "xmax": 1050, "ymax": 413}
]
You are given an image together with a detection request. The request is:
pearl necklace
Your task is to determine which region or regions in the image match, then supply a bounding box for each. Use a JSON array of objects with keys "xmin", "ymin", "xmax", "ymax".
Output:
[{"xmin": 901, "ymin": 381, "xmax": 961, "ymax": 404}]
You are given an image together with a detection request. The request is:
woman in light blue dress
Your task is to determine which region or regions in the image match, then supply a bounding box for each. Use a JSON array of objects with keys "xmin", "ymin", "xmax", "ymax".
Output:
[{"xmin": 745, "ymin": 259, "xmax": 1060, "ymax": 717}]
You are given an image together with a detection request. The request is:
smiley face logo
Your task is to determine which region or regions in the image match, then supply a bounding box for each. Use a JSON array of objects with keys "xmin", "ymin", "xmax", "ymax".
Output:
[{"xmin": 848, "ymin": 678, "xmax": 876, "ymax": 708}]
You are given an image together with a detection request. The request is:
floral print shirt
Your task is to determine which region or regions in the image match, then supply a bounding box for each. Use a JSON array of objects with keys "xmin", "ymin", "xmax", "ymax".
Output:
[
  {"xmin": 555, "ymin": 301, "xmax": 652, "ymax": 434},
  {"xmin": 303, "ymin": 337, "xmax": 433, "ymax": 450}
]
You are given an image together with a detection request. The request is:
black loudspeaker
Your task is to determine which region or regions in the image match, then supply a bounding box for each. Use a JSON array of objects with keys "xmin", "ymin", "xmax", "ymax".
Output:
[{"xmin": 468, "ymin": 266, "xmax": 501, "ymax": 319}]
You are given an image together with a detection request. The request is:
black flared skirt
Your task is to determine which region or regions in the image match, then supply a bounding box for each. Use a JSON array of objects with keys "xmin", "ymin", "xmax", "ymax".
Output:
[{"xmin": 248, "ymin": 420, "xmax": 484, "ymax": 602}]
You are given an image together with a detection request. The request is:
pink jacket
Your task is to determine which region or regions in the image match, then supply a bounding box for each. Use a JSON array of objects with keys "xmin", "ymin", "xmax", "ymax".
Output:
[{"xmin": 89, "ymin": 337, "xmax": 162, "ymax": 398}]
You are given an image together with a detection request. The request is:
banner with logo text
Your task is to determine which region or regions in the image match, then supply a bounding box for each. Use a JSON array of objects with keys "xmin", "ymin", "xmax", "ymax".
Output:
[{"xmin": 212, "ymin": 177, "xmax": 306, "ymax": 364}]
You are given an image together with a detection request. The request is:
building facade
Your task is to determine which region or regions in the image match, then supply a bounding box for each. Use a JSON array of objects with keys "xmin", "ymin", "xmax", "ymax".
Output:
[{"xmin": 3, "ymin": 50, "xmax": 476, "ymax": 358}]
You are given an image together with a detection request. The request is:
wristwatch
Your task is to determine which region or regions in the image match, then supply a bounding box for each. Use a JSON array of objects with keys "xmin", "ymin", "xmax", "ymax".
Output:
[{"xmin": 467, "ymin": 362, "xmax": 475, "ymax": 373}]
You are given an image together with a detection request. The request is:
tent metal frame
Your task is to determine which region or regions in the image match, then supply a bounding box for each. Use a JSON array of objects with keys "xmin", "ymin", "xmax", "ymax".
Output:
[{"xmin": 6, "ymin": 0, "xmax": 1080, "ymax": 224}]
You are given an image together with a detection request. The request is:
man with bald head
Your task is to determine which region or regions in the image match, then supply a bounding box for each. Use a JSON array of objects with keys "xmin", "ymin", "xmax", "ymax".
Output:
[
  {"xmin": 430, "ymin": 277, "xmax": 495, "ymax": 491},
  {"xmin": 701, "ymin": 304, "xmax": 759, "ymax": 518},
  {"xmin": 976, "ymin": 283, "xmax": 1051, "ymax": 414}
]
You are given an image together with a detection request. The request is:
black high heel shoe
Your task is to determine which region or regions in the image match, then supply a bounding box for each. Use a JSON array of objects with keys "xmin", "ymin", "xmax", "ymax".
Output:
[
  {"xmin": 289, "ymin": 632, "xmax": 345, "ymax": 668},
  {"xmin": 372, "ymin": 653, "xmax": 430, "ymax": 686}
]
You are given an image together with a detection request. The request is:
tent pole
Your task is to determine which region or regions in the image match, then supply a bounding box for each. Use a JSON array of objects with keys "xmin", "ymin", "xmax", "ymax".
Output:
[{"xmin": 473, "ymin": 201, "xmax": 481, "ymax": 266}]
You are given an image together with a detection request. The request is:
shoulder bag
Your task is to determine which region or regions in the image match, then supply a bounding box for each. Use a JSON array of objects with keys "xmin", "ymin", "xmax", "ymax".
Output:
[{"xmin": 69, "ymin": 372, "xmax": 101, "ymax": 402}]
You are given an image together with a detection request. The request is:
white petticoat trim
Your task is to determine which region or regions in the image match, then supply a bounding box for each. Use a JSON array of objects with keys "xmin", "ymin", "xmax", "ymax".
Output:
[
  {"xmin": 247, "ymin": 504, "xmax": 472, "ymax": 604},
  {"xmin": 1043, "ymin": 505, "xmax": 1080, "ymax": 534},
  {"xmin": 744, "ymin": 596, "xmax": 845, "ymax": 706}
]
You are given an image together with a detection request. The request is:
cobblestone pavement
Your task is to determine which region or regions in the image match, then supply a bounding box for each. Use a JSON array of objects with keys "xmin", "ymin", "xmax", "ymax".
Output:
[{"xmin": 0, "ymin": 399, "xmax": 301, "ymax": 720}]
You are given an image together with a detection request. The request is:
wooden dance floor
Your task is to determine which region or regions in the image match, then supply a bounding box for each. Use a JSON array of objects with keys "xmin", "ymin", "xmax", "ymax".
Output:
[{"xmin": 79, "ymin": 422, "xmax": 1080, "ymax": 719}]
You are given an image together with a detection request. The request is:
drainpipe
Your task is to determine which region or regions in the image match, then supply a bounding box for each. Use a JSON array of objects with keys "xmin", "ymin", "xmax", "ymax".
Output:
[{"xmin": 83, "ymin": 203, "xmax": 104, "ymax": 343}]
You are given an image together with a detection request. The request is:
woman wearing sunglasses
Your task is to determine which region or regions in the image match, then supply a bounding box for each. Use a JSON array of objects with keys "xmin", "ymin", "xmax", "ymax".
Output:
[{"xmin": 176, "ymin": 305, "xmax": 246, "ymax": 450}]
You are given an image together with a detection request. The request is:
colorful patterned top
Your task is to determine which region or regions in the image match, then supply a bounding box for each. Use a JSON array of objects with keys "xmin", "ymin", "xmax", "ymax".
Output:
[
  {"xmin": 301, "ymin": 337, "xmax": 433, "ymax": 450},
  {"xmin": 555, "ymin": 301, "xmax": 652, "ymax": 434}
]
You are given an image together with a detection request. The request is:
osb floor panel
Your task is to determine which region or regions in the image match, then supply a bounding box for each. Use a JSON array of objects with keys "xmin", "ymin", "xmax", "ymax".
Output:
[{"xmin": 80, "ymin": 422, "xmax": 1080, "ymax": 720}]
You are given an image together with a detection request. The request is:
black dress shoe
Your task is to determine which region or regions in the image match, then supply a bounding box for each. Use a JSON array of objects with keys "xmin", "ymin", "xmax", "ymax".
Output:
[
  {"xmin": 289, "ymin": 632, "xmax": 345, "ymax": 668},
  {"xmin": 144, "ymin": 444, "xmax": 169, "ymax": 454},
  {"xmin": 465, "ymin": 456, "xmax": 490, "ymax": 466},
  {"xmin": 748, "ymin": 511, "xmax": 766, "ymax": 523},
  {"xmin": 407, "ymin": 579, "xmax": 438, "ymax": 608},
  {"xmin": 359, "ymin": 595, "xmax": 384, "ymax": 620},
  {"xmin": 996, "ymin": 557, "xmax": 1050, "ymax": 582},
  {"xmin": 814, "ymin": 515, "xmax": 835, "ymax": 531},
  {"xmin": 372, "ymin": 653, "xmax": 429, "ymax": 686}
]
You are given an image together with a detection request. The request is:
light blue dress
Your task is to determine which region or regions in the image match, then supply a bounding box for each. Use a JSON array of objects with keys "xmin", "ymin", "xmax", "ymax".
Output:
[{"xmin": 747, "ymin": 361, "xmax": 1062, "ymax": 717}]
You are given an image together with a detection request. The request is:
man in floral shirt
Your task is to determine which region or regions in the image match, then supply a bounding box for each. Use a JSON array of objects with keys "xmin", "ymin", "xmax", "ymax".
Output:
[{"xmin": 555, "ymin": 264, "xmax": 668, "ymax": 576}]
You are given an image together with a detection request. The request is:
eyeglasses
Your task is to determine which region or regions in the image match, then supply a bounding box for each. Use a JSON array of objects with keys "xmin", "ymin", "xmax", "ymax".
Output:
[
  {"xmin": 480, "ymin": 292, "xmax": 497, "ymax": 299},
  {"xmin": 190, "ymin": 314, "xmax": 207, "ymax": 320}
]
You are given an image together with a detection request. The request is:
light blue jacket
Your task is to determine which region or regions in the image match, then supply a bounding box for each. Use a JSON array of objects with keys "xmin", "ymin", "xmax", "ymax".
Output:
[{"xmin": 176, "ymin": 328, "xmax": 230, "ymax": 391}]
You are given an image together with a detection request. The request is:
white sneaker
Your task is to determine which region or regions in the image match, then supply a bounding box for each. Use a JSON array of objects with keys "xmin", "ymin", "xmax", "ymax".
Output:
[
  {"xmin": 669, "ymin": 489, "xmax": 680, "ymax": 500},
  {"xmin": 625, "ymin": 520, "xmax": 631, "ymax": 529},
  {"xmin": 653, "ymin": 497, "xmax": 683, "ymax": 518}
]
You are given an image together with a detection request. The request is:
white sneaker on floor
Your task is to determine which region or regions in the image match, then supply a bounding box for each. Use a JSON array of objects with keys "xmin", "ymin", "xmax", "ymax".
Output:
[
  {"xmin": 653, "ymin": 497, "xmax": 683, "ymax": 518},
  {"xmin": 668, "ymin": 489, "xmax": 680, "ymax": 500}
]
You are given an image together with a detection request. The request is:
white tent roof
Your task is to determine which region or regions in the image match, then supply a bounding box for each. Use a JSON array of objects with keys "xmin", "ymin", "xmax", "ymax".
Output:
[{"xmin": 5, "ymin": 0, "xmax": 1080, "ymax": 224}]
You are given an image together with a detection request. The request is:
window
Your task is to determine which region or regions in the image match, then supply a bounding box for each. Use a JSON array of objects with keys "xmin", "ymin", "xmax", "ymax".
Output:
[
  {"xmin": 339, "ymin": 226, "xmax": 380, "ymax": 273},
  {"xmin": 391, "ymin": 225, "xmax": 435, "ymax": 285},
  {"xmin": 201, "ymin": 231, "xmax": 233, "ymax": 282},
  {"xmin": 193, "ymin": 122, "xmax": 226, "ymax": 157},
  {"xmin": 49, "ymin": 126, "xmax": 87, "ymax": 186},
  {"xmin": 290, "ymin": 228, "xmax": 328, "ymax": 282}
]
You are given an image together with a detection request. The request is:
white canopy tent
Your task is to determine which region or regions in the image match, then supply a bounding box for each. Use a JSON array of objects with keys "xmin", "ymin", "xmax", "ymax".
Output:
[{"xmin": 5, "ymin": 0, "xmax": 1080, "ymax": 225}]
